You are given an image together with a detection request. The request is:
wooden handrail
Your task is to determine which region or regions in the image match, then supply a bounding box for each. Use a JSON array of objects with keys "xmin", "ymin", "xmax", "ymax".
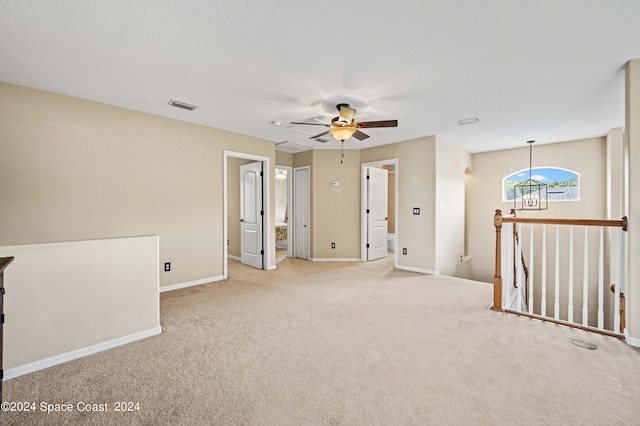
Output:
[{"xmin": 502, "ymin": 216, "xmax": 627, "ymax": 230}]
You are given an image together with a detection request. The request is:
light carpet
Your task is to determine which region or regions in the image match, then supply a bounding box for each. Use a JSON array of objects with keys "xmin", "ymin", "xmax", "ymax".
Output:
[{"xmin": 2, "ymin": 257, "xmax": 640, "ymax": 425}]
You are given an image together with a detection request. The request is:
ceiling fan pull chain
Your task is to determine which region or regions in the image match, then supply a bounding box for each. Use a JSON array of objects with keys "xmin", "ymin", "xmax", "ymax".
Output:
[{"xmin": 341, "ymin": 141, "xmax": 344, "ymax": 164}]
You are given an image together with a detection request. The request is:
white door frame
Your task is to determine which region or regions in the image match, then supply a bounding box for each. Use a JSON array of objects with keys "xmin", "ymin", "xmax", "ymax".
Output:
[
  {"xmin": 366, "ymin": 166, "xmax": 389, "ymax": 261},
  {"xmin": 275, "ymin": 165, "xmax": 294, "ymax": 258},
  {"xmin": 240, "ymin": 161, "xmax": 264, "ymax": 269},
  {"xmin": 361, "ymin": 159, "xmax": 398, "ymax": 267},
  {"xmin": 224, "ymin": 150, "xmax": 272, "ymax": 278},
  {"xmin": 293, "ymin": 165, "xmax": 310, "ymax": 260}
]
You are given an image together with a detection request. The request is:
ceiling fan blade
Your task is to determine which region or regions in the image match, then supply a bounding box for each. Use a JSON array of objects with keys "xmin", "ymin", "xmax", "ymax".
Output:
[
  {"xmin": 309, "ymin": 130, "xmax": 331, "ymax": 139},
  {"xmin": 356, "ymin": 119, "xmax": 398, "ymax": 128},
  {"xmin": 353, "ymin": 130, "xmax": 369, "ymax": 141},
  {"xmin": 339, "ymin": 106, "xmax": 356, "ymax": 123},
  {"xmin": 290, "ymin": 122, "xmax": 330, "ymax": 127}
]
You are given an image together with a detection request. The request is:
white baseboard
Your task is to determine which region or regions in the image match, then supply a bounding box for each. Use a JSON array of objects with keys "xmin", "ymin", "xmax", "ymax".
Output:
[
  {"xmin": 395, "ymin": 264, "xmax": 440, "ymax": 275},
  {"xmin": 310, "ymin": 258, "xmax": 361, "ymax": 262},
  {"xmin": 3, "ymin": 326, "xmax": 162, "ymax": 381},
  {"xmin": 227, "ymin": 254, "xmax": 241, "ymax": 261},
  {"xmin": 159, "ymin": 275, "xmax": 224, "ymax": 293},
  {"xmin": 625, "ymin": 329, "xmax": 640, "ymax": 347}
]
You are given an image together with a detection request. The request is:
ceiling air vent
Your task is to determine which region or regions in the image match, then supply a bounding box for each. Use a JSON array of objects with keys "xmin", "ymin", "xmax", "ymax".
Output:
[
  {"xmin": 276, "ymin": 141, "xmax": 312, "ymax": 153},
  {"xmin": 168, "ymin": 99, "xmax": 197, "ymax": 111},
  {"xmin": 457, "ymin": 117, "xmax": 479, "ymax": 125}
]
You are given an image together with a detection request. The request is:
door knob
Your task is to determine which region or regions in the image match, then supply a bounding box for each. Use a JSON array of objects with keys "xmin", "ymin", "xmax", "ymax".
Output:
[{"xmin": 240, "ymin": 219, "xmax": 244, "ymax": 222}]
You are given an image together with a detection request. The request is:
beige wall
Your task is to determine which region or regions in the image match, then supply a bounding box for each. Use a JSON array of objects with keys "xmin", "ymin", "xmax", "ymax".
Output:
[
  {"xmin": 468, "ymin": 137, "xmax": 607, "ymax": 283},
  {"xmin": 626, "ymin": 58, "xmax": 640, "ymax": 342},
  {"xmin": 293, "ymin": 150, "xmax": 313, "ymax": 168},
  {"xmin": 0, "ymin": 236, "xmax": 159, "ymax": 374},
  {"xmin": 0, "ymin": 82, "xmax": 276, "ymax": 288},
  {"xmin": 310, "ymin": 150, "xmax": 361, "ymax": 259},
  {"xmin": 362, "ymin": 137, "xmax": 438, "ymax": 272},
  {"xmin": 227, "ymin": 157, "xmax": 254, "ymax": 258},
  {"xmin": 435, "ymin": 136, "xmax": 472, "ymax": 276},
  {"xmin": 276, "ymin": 151, "xmax": 294, "ymax": 167},
  {"xmin": 468, "ymin": 137, "xmax": 610, "ymax": 327}
]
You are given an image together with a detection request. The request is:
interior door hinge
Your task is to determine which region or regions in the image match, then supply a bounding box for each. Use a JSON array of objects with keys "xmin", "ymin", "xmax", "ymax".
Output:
[
  {"xmin": 260, "ymin": 171, "xmax": 263, "ymax": 177},
  {"xmin": 260, "ymin": 249, "xmax": 264, "ymax": 255},
  {"xmin": 366, "ymin": 243, "xmax": 370, "ymax": 248},
  {"xmin": 366, "ymin": 175, "xmax": 370, "ymax": 179},
  {"xmin": 0, "ymin": 313, "xmax": 4, "ymax": 324},
  {"xmin": 366, "ymin": 209, "xmax": 370, "ymax": 214},
  {"xmin": 260, "ymin": 210, "xmax": 264, "ymax": 216}
]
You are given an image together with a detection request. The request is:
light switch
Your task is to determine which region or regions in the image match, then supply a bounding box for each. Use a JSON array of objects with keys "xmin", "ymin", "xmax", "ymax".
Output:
[{"xmin": 413, "ymin": 208, "xmax": 420, "ymax": 215}]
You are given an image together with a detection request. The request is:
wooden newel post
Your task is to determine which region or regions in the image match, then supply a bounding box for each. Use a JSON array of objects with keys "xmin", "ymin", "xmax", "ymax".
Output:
[{"xmin": 492, "ymin": 210, "xmax": 503, "ymax": 312}]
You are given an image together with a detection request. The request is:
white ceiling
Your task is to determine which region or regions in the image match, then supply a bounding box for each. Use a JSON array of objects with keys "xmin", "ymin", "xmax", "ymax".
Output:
[{"xmin": 2, "ymin": 0, "xmax": 640, "ymax": 153}]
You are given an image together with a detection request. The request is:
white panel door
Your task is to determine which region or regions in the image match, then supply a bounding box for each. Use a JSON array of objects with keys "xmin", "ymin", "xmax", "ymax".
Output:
[
  {"xmin": 367, "ymin": 167, "xmax": 388, "ymax": 261},
  {"xmin": 240, "ymin": 162, "xmax": 263, "ymax": 269},
  {"xmin": 294, "ymin": 167, "xmax": 309, "ymax": 260}
]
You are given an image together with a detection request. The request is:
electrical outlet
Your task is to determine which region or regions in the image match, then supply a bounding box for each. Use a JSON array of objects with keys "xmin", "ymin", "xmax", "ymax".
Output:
[
  {"xmin": 402, "ymin": 248, "xmax": 407, "ymax": 255},
  {"xmin": 164, "ymin": 262, "xmax": 171, "ymax": 272},
  {"xmin": 227, "ymin": 239, "xmax": 229, "ymax": 245},
  {"xmin": 331, "ymin": 242, "xmax": 336, "ymax": 249}
]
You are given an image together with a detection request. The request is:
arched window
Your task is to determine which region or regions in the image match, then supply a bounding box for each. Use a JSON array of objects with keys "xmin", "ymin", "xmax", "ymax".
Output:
[{"xmin": 503, "ymin": 167, "xmax": 580, "ymax": 202}]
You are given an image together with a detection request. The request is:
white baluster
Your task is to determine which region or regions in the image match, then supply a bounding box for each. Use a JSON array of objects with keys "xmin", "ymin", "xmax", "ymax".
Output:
[
  {"xmin": 517, "ymin": 224, "xmax": 523, "ymax": 311},
  {"xmin": 582, "ymin": 227, "xmax": 589, "ymax": 327},
  {"xmin": 554, "ymin": 225, "xmax": 560, "ymax": 320},
  {"xmin": 541, "ymin": 224, "xmax": 547, "ymax": 317},
  {"xmin": 568, "ymin": 226, "xmax": 574, "ymax": 323},
  {"xmin": 597, "ymin": 227, "xmax": 604, "ymax": 330},
  {"xmin": 502, "ymin": 222, "xmax": 511, "ymax": 309},
  {"xmin": 507, "ymin": 222, "xmax": 515, "ymax": 309},
  {"xmin": 528, "ymin": 224, "xmax": 534, "ymax": 314}
]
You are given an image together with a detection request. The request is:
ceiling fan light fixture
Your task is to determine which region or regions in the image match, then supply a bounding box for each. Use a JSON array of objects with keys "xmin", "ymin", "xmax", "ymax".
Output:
[{"xmin": 329, "ymin": 126, "xmax": 356, "ymax": 142}]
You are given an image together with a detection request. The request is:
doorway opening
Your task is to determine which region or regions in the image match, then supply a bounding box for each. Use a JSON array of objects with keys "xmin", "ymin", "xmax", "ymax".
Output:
[
  {"xmin": 275, "ymin": 165, "xmax": 293, "ymax": 263},
  {"xmin": 223, "ymin": 151, "xmax": 271, "ymax": 278},
  {"xmin": 361, "ymin": 159, "xmax": 398, "ymax": 267}
]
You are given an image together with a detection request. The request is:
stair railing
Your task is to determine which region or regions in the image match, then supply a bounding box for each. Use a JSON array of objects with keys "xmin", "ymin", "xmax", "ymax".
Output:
[{"xmin": 492, "ymin": 209, "xmax": 627, "ymax": 336}]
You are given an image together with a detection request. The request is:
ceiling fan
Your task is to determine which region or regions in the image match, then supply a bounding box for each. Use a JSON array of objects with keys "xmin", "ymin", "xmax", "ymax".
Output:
[{"xmin": 290, "ymin": 103, "xmax": 398, "ymax": 143}]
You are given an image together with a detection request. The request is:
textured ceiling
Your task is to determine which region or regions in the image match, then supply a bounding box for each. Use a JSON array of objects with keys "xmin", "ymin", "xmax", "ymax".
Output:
[{"xmin": 2, "ymin": 0, "xmax": 640, "ymax": 153}]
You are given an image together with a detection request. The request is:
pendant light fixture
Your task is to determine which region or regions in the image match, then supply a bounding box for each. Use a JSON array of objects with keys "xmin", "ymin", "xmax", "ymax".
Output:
[{"xmin": 514, "ymin": 140, "xmax": 548, "ymax": 210}]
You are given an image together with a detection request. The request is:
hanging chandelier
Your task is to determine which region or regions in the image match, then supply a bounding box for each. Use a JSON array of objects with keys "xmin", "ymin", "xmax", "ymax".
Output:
[
  {"xmin": 275, "ymin": 168, "xmax": 287, "ymax": 181},
  {"xmin": 514, "ymin": 140, "xmax": 548, "ymax": 211}
]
